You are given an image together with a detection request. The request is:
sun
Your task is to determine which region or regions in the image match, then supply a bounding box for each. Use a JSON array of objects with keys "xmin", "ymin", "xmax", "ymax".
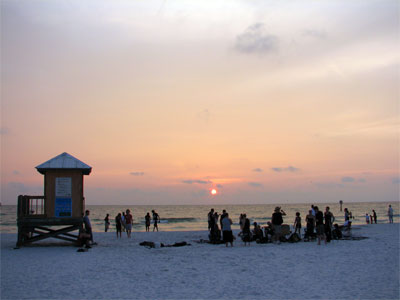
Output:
[{"xmin": 211, "ymin": 189, "xmax": 217, "ymax": 195}]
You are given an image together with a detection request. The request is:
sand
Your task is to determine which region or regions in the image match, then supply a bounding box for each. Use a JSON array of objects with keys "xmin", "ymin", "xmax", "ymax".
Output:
[{"xmin": 1, "ymin": 223, "xmax": 399, "ymax": 300}]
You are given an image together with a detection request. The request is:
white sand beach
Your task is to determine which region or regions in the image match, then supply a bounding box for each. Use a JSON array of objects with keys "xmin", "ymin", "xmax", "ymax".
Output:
[{"xmin": 1, "ymin": 223, "xmax": 399, "ymax": 300}]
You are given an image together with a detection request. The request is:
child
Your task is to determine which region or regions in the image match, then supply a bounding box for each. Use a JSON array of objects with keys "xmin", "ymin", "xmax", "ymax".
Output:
[
  {"xmin": 294, "ymin": 212, "xmax": 302, "ymax": 236},
  {"xmin": 365, "ymin": 213, "xmax": 370, "ymax": 224}
]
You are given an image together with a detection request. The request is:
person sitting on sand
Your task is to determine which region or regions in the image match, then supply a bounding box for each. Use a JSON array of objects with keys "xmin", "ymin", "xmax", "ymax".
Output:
[
  {"xmin": 145, "ymin": 212, "xmax": 151, "ymax": 232},
  {"xmin": 264, "ymin": 222, "xmax": 274, "ymax": 242},
  {"xmin": 152, "ymin": 210, "xmax": 160, "ymax": 232},
  {"xmin": 332, "ymin": 224, "xmax": 342, "ymax": 240},
  {"xmin": 252, "ymin": 222, "xmax": 263, "ymax": 241},
  {"xmin": 221, "ymin": 213, "xmax": 233, "ymax": 247},
  {"xmin": 315, "ymin": 206, "xmax": 326, "ymax": 245},
  {"xmin": 125, "ymin": 209, "xmax": 133, "ymax": 238},
  {"xmin": 115, "ymin": 213, "xmax": 122, "ymax": 238}
]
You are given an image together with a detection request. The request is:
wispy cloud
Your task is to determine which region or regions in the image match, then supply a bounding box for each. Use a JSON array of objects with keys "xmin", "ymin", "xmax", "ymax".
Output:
[
  {"xmin": 182, "ymin": 179, "xmax": 211, "ymax": 185},
  {"xmin": 130, "ymin": 172, "xmax": 145, "ymax": 176},
  {"xmin": 392, "ymin": 178, "xmax": 400, "ymax": 184},
  {"xmin": 0, "ymin": 127, "xmax": 10, "ymax": 135},
  {"xmin": 252, "ymin": 168, "xmax": 263, "ymax": 172},
  {"xmin": 235, "ymin": 23, "xmax": 278, "ymax": 55},
  {"xmin": 302, "ymin": 29, "xmax": 327, "ymax": 39},
  {"xmin": 342, "ymin": 176, "xmax": 355, "ymax": 183},
  {"xmin": 248, "ymin": 182, "xmax": 263, "ymax": 187},
  {"xmin": 271, "ymin": 166, "xmax": 300, "ymax": 173}
]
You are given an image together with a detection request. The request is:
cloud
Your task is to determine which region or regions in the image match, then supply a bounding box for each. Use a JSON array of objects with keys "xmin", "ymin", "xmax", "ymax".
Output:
[
  {"xmin": 182, "ymin": 179, "xmax": 211, "ymax": 185},
  {"xmin": 130, "ymin": 172, "xmax": 145, "ymax": 176},
  {"xmin": 271, "ymin": 166, "xmax": 300, "ymax": 173},
  {"xmin": 314, "ymin": 182, "xmax": 344, "ymax": 189},
  {"xmin": 392, "ymin": 178, "xmax": 400, "ymax": 184},
  {"xmin": 252, "ymin": 168, "xmax": 263, "ymax": 172},
  {"xmin": 0, "ymin": 127, "xmax": 10, "ymax": 135},
  {"xmin": 216, "ymin": 184, "xmax": 223, "ymax": 188},
  {"xmin": 13, "ymin": 170, "xmax": 21, "ymax": 175},
  {"xmin": 248, "ymin": 182, "xmax": 263, "ymax": 187},
  {"xmin": 341, "ymin": 177, "xmax": 355, "ymax": 183},
  {"xmin": 235, "ymin": 23, "xmax": 278, "ymax": 55},
  {"xmin": 302, "ymin": 29, "xmax": 327, "ymax": 39},
  {"xmin": 358, "ymin": 178, "xmax": 366, "ymax": 183}
]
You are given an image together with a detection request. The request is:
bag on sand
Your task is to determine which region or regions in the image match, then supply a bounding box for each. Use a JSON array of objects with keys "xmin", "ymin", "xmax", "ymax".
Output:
[{"xmin": 288, "ymin": 233, "xmax": 301, "ymax": 243}]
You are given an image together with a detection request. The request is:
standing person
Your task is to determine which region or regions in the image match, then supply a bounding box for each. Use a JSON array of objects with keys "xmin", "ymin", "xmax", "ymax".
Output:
[
  {"xmin": 388, "ymin": 205, "xmax": 394, "ymax": 223},
  {"xmin": 372, "ymin": 210, "xmax": 377, "ymax": 224},
  {"xmin": 221, "ymin": 213, "xmax": 233, "ymax": 247},
  {"xmin": 145, "ymin": 212, "xmax": 151, "ymax": 232},
  {"xmin": 125, "ymin": 209, "xmax": 133, "ymax": 238},
  {"xmin": 208, "ymin": 209, "xmax": 214, "ymax": 231},
  {"xmin": 272, "ymin": 207, "xmax": 285, "ymax": 243},
  {"xmin": 365, "ymin": 213, "xmax": 370, "ymax": 224},
  {"xmin": 311, "ymin": 205, "xmax": 316, "ymax": 217},
  {"xmin": 83, "ymin": 210, "xmax": 93, "ymax": 243},
  {"xmin": 242, "ymin": 217, "xmax": 251, "ymax": 246},
  {"xmin": 152, "ymin": 210, "xmax": 160, "ymax": 232},
  {"xmin": 293, "ymin": 212, "xmax": 302, "ymax": 236},
  {"xmin": 324, "ymin": 207, "xmax": 334, "ymax": 242},
  {"xmin": 121, "ymin": 212, "xmax": 126, "ymax": 232},
  {"xmin": 305, "ymin": 210, "xmax": 316, "ymax": 240},
  {"xmin": 220, "ymin": 209, "xmax": 227, "ymax": 229},
  {"xmin": 315, "ymin": 206, "xmax": 326, "ymax": 245},
  {"xmin": 115, "ymin": 213, "xmax": 122, "ymax": 238},
  {"xmin": 239, "ymin": 214, "xmax": 245, "ymax": 231},
  {"xmin": 344, "ymin": 208, "xmax": 350, "ymax": 226},
  {"xmin": 104, "ymin": 214, "xmax": 110, "ymax": 232}
]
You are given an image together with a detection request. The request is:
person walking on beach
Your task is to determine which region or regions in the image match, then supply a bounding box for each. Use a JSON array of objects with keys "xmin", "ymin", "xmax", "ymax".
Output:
[
  {"xmin": 152, "ymin": 210, "xmax": 160, "ymax": 231},
  {"xmin": 388, "ymin": 205, "xmax": 394, "ymax": 223},
  {"xmin": 104, "ymin": 214, "xmax": 110, "ymax": 232},
  {"xmin": 208, "ymin": 209, "xmax": 214, "ymax": 231},
  {"xmin": 145, "ymin": 212, "xmax": 151, "ymax": 232},
  {"xmin": 272, "ymin": 207, "xmax": 286, "ymax": 243},
  {"xmin": 125, "ymin": 209, "xmax": 133, "ymax": 238},
  {"xmin": 372, "ymin": 210, "xmax": 377, "ymax": 224},
  {"xmin": 315, "ymin": 206, "xmax": 326, "ymax": 245},
  {"xmin": 115, "ymin": 213, "xmax": 122, "ymax": 238},
  {"xmin": 83, "ymin": 210, "xmax": 93, "ymax": 243},
  {"xmin": 221, "ymin": 213, "xmax": 233, "ymax": 247},
  {"xmin": 293, "ymin": 212, "xmax": 302, "ymax": 237},
  {"xmin": 324, "ymin": 207, "xmax": 334, "ymax": 242}
]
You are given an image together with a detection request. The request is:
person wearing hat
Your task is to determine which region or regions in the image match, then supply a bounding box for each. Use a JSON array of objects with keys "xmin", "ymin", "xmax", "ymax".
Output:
[{"xmin": 271, "ymin": 207, "xmax": 286, "ymax": 243}]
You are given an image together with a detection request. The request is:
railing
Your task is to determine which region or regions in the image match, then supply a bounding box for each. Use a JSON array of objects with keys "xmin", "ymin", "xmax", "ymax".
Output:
[{"xmin": 18, "ymin": 195, "xmax": 46, "ymax": 217}]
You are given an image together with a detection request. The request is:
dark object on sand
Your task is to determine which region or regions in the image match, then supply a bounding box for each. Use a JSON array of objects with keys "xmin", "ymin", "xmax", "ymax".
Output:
[{"xmin": 139, "ymin": 241, "xmax": 191, "ymax": 248}]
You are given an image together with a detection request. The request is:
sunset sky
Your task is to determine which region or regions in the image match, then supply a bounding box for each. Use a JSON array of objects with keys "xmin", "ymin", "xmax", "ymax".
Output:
[{"xmin": 1, "ymin": 0, "xmax": 399, "ymax": 205}]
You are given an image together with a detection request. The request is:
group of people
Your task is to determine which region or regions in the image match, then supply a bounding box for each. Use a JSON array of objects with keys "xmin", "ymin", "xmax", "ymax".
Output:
[
  {"xmin": 112, "ymin": 209, "xmax": 161, "ymax": 237},
  {"xmin": 208, "ymin": 204, "xmax": 396, "ymax": 247}
]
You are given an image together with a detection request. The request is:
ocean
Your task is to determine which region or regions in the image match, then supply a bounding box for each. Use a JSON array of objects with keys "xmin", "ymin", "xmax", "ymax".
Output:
[{"xmin": 1, "ymin": 201, "xmax": 398, "ymax": 234}]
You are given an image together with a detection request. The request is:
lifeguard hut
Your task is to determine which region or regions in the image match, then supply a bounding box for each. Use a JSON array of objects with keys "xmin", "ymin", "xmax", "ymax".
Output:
[{"xmin": 16, "ymin": 152, "xmax": 92, "ymax": 247}]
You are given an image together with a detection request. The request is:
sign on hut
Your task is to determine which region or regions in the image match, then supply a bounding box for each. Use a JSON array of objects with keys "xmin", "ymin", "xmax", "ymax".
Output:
[{"xmin": 16, "ymin": 152, "xmax": 92, "ymax": 247}]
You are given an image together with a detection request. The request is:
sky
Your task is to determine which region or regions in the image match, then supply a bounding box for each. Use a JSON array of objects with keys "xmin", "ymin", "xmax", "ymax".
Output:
[{"xmin": 1, "ymin": 0, "xmax": 399, "ymax": 205}]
